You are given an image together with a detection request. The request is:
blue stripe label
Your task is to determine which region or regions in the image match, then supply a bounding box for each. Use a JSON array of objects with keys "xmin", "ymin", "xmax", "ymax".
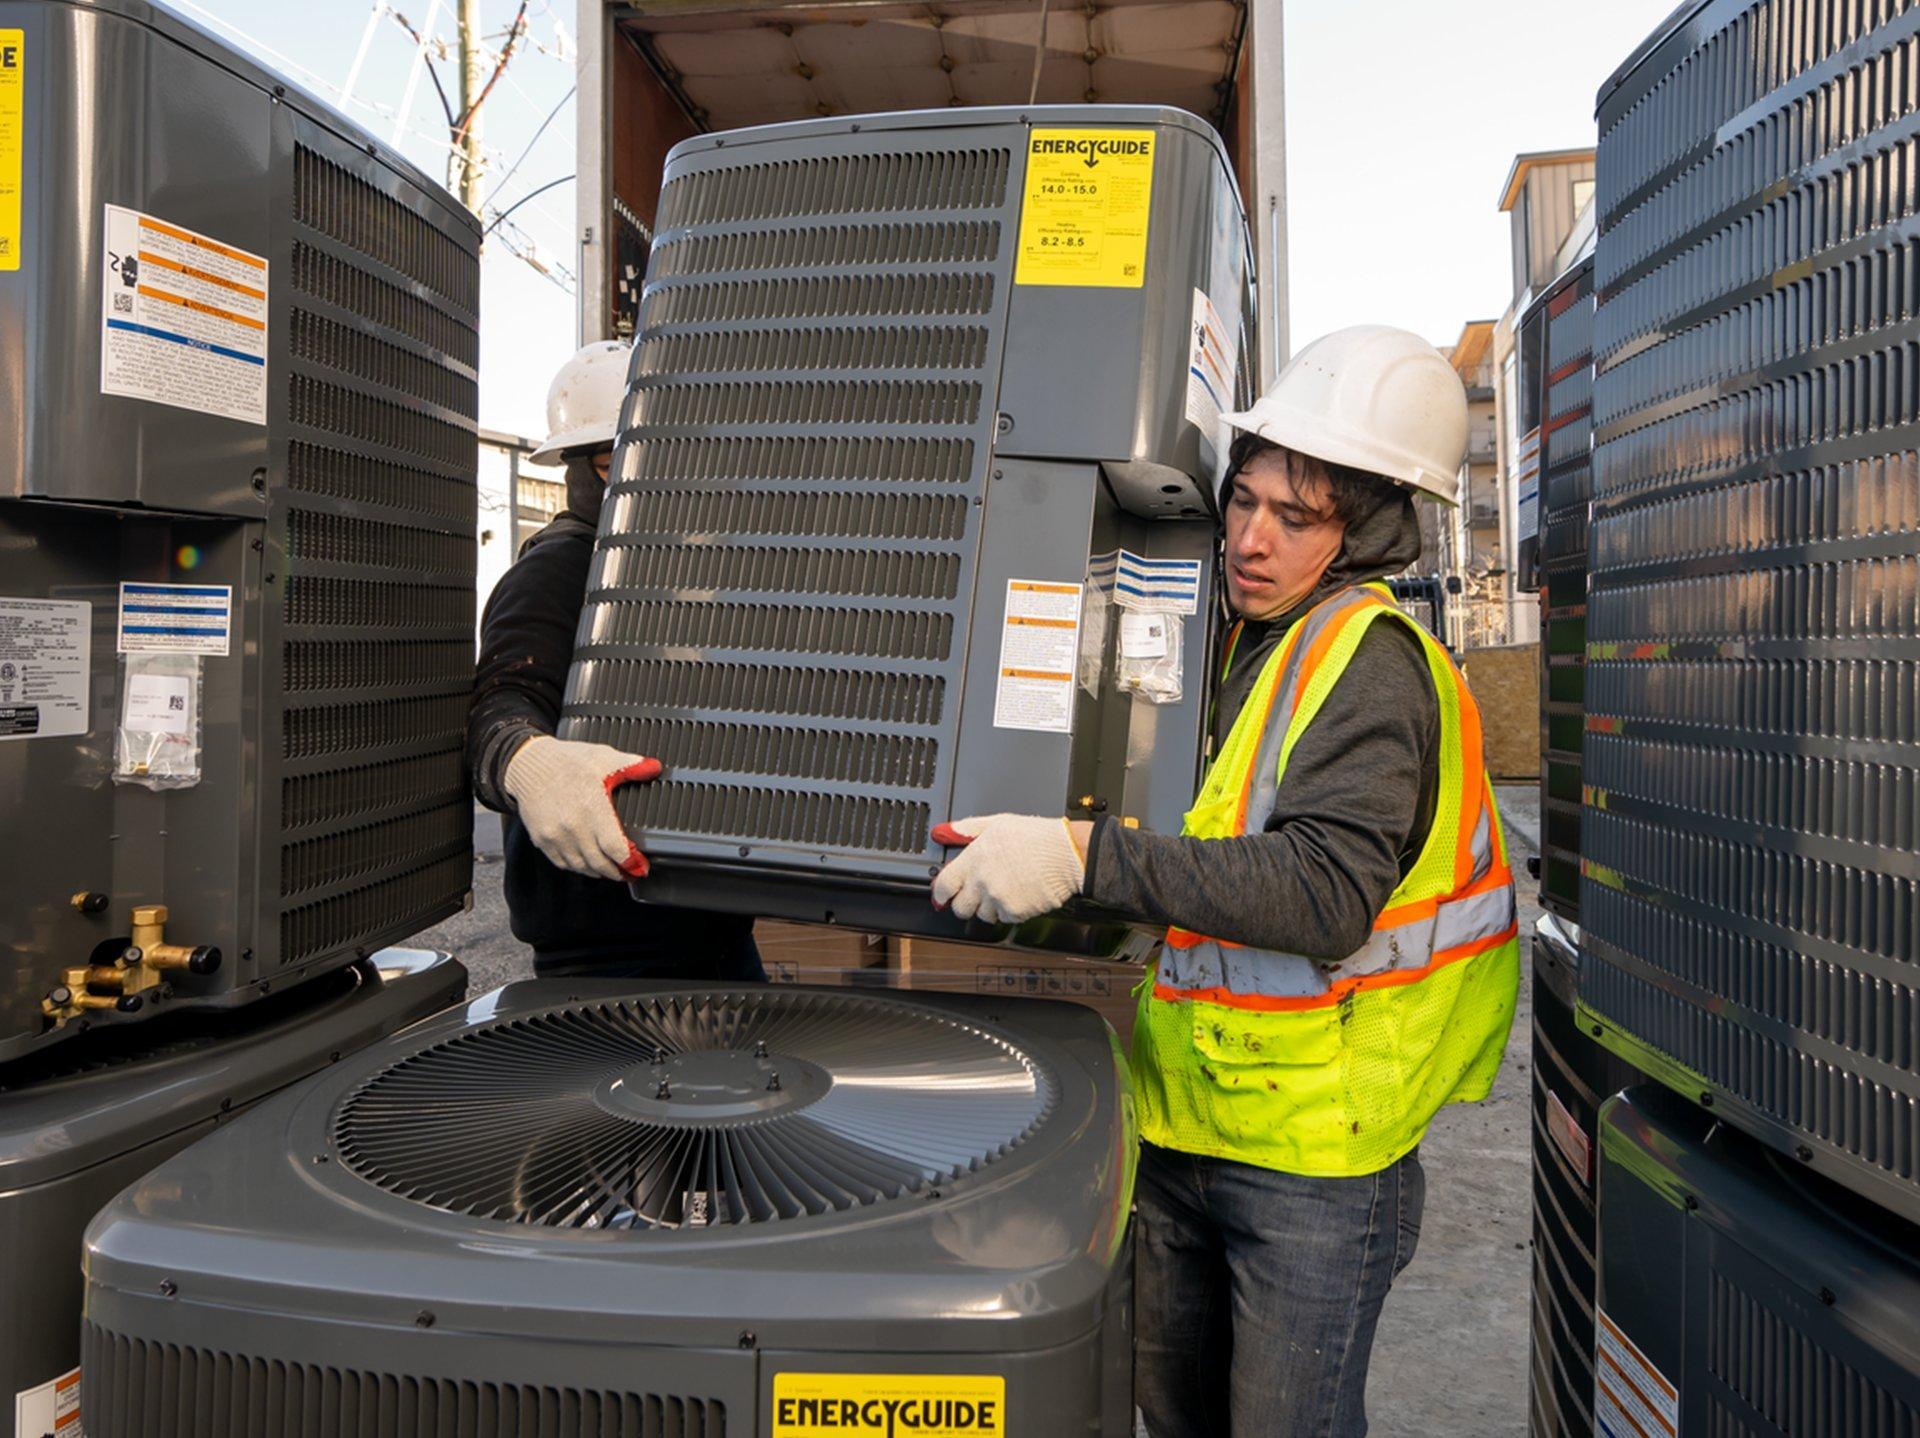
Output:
[{"xmin": 105, "ymin": 319, "xmax": 265, "ymax": 367}]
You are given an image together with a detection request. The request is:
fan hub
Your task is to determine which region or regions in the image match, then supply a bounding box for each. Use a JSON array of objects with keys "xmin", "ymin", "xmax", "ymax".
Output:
[{"xmin": 594, "ymin": 1049, "xmax": 829, "ymax": 1124}]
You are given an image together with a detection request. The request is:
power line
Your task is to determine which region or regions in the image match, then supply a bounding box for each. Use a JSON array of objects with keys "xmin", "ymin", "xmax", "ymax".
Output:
[
  {"xmin": 492, "ymin": 82, "xmax": 574, "ymax": 199},
  {"xmin": 175, "ymin": 0, "xmax": 570, "ymax": 289},
  {"xmin": 484, "ymin": 174, "xmax": 575, "ymax": 237}
]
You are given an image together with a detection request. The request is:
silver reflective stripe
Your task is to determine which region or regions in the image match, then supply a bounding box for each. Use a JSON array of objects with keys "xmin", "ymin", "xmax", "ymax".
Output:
[
  {"xmin": 1159, "ymin": 887, "xmax": 1512, "ymax": 1004},
  {"xmin": 1243, "ymin": 589, "xmax": 1378, "ymax": 828},
  {"xmin": 1433, "ymin": 883, "xmax": 1516, "ymax": 953},
  {"xmin": 1465, "ymin": 802, "xmax": 1493, "ymax": 886},
  {"xmin": 1155, "ymin": 590, "xmax": 1515, "ymax": 1009},
  {"xmin": 1159, "ymin": 939, "xmax": 1328, "ymax": 999}
]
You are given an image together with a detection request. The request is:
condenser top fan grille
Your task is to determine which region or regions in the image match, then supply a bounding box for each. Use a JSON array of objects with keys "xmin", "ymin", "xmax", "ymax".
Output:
[{"xmin": 333, "ymin": 989, "xmax": 1055, "ymax": 1230}]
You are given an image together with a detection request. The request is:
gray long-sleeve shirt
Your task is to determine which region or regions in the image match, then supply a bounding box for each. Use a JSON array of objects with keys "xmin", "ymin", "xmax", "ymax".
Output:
[{"xmin": 1082, "ymin": 490, "xmax": 1442, "ymax": 962}]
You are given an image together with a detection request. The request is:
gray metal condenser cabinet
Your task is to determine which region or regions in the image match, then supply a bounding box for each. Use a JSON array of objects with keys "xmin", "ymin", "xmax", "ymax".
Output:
[
  {"xmin": 562, "ymin": 106, "xmax": 1254, "ymax": 946},
  {"xmin": 1583, "ymin": 0, "xmax": 1920, "ymax": 1224},
  {"xmin": 0, "ymin": 0, "xmax": 480, "ymax": 1063}
]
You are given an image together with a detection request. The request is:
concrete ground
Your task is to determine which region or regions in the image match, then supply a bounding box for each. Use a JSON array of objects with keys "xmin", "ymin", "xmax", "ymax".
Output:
[{"xmin": 413, "ymin": 785, "xmax": 1543, "ymax": 1438}]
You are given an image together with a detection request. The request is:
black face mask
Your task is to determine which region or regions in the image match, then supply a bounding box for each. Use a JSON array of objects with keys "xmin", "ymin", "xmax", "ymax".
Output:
[{"xmin": 563, "ymin": 451, "xmax": 609, "ymax": 529}]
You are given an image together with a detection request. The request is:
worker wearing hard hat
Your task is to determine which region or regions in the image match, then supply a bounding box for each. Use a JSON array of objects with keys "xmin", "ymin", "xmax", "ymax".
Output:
[
  {"xmin": 467, "ymin": 342, "xmax": 762, "ymax": 980},
  {"xmin": 934, "ymin": 327, "xmax": 1520, "ymax": 1437}
]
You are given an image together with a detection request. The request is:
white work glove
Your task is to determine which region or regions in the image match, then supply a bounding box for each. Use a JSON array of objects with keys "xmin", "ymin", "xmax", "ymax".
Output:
[
  {"xmin": 930, "ymin": 814, "xmax": 1086, "ymax": 925},
  {"xmin": 503, "ymin": 735, "xmax": 661, "ymax": 881}
]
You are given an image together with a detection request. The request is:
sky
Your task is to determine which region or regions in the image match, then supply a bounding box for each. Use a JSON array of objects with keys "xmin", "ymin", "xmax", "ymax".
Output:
[
  {"xmin": 192, "ymin": 0, "xmax": 1682, "ymax": 436},
  {"xmin": 1282, "ymin": 0, "xmax": 1675, "ymax": 350}
]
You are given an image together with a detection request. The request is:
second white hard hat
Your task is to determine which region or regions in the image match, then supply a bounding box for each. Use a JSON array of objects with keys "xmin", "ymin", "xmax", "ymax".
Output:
[
  {"xmin": 1219, "ymin": 325, "xmax": 1470, "ymax": 506},
  {"xmin": 530, "ymin": 341, "xmax": 631, "ymax": 465}
]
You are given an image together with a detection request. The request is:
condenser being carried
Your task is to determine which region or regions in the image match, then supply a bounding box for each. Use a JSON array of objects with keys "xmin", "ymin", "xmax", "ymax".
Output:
[{"xmin": 561, "ymin": 106, "xmax": 1254, "ymax": 949}]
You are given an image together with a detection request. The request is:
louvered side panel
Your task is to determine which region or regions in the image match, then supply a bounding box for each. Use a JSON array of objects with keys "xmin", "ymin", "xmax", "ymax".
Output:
[
  {"xmin": 565, "ymin": 137, "xmax": 1018, "ymax": 872},
  {"xmin": 271, "ymin": 131, "xmax": 477, "ymax": 970},
  {"xmin": 1538, "ymin": 260, "xmax": 1595, "ymax": 924},
  {"xmin": 1588, "ymin": 0, "xmax": 1920, "ymax": 1220},
  {"xmin": 82, "ymin": 1324, "xmax": 727, "ymax": 1438}
]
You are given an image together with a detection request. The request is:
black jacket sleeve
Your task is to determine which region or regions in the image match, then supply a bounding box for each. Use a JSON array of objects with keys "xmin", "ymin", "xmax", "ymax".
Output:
[
  {"xmin": 1082, "ymin": 620, "xmax": 1440, "ymax": 960},
  {"xmin": 466, "ymin": 523, "xmax": 593, "ymax": 813}
]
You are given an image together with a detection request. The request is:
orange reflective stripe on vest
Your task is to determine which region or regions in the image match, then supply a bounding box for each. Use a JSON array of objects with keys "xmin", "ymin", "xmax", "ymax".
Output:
[{"xmin": 1131, "ymin": 584, "xmax": 1522, "ymax": 1177}]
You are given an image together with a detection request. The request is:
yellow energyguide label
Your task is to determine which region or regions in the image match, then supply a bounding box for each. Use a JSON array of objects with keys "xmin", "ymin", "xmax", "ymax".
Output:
[
  {"xmin": 771, "ymin": 1372, "xmax": 1006, "ymax": 1438},
  {"xmin": 0, "ymin": 29, "xmax": 22, "ymax": 271},
  {"xmin": 1015, "ymin": 127, "xmax": 1154, "ymax": 288}
]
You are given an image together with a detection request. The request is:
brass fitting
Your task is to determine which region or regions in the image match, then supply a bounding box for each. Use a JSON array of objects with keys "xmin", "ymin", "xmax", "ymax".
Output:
[
  {"xmin": 40, "ymin": 907, "xmax": 219, "ymax": 1030},
  {"xmin": 42, "ymin": 975, "xmax": 142, "ymax": 1020},
  {"xmin": 129, "ymin": 905, "xmax": 222, "ymax": 976}
]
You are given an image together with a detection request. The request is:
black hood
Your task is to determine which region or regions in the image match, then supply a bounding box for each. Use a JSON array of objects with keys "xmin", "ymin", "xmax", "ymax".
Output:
[{"xmin": 1298, "ymin": 484, "xmax": 1423, "ymax": 610}]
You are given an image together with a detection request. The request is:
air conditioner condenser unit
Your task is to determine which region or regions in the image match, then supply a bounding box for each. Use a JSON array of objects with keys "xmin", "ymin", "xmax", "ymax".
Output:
[
  {"xmin": 562, "ymin": 106, "xmax": 1255, "ymax": 951},
  {"xmin": 81, "ymin": 982, "xmax": 1137, "ymax": 1437}
]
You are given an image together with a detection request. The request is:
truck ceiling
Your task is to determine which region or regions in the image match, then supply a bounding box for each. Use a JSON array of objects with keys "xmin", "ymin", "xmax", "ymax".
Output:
[{"xmin": 609, "ymin": 0, "xmax": 1246, "ymax": 133}]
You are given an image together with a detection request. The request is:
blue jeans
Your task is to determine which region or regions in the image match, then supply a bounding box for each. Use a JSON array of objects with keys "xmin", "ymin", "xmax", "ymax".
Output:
[{"xmin": 1133, "ymin": 1140, "xmax": 1425, "ymax": 1438}]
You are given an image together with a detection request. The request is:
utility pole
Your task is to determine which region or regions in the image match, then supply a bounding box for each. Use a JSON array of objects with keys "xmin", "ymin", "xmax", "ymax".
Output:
[
  {"xmin": 390, "ymin": 0, "xmax": 526, "ymax": 218},
  {"xmin": 455, "ymin": 0, "xmax": 485, "ymax": 212}
]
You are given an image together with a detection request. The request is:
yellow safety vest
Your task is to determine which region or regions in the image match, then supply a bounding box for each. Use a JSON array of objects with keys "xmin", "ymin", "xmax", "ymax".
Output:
[{"xmin": 1132, "ymin": 583, "xmax": 1521, "ymax": 1177}]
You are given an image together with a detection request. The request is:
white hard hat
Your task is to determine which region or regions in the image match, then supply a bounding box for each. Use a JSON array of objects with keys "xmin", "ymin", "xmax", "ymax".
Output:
[
  {"xmin": 1219, "ymin": 325, "xmax": 1470, "ymax": 506},
  {"xmin": 529, "ymin": 341, "xmax": 631, "ymax": 465}
]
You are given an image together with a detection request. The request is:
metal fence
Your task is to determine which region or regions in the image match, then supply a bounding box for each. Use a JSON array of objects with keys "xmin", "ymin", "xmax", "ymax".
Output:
[{"xmin": 1449, "ymin": 596, "xmax": 1538, "ymax": 653}]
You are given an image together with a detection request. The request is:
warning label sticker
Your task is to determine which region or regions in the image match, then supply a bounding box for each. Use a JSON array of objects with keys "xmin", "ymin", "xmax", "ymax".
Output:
[
  {"xmin": 0, "ymin": 597, "xmax": 91, "ymax": 742},
  {"xmin": 1090, "ymin": 550, "xmax": 1203, "ymax": 615},
  {"xmin": 0, "ymin": 29, "xmax": 22, "ymax": 272},
  {"xmin": 1186, "ymin": 288, "xmax": 1234, "ymax": 438},
  {"xmin": 772, "ymin": 1373, "xmax": 1005, "ymax": 1438},
  {"xmin": 14, "ymin": 1365, "xmax": 81, "ymax": 1436},
  {"xmin": 100, "ymin": 204, "xmax": 268, "ymax": 425},
  {"xmin": 118, "ymin": 582, "xmax": 232, "ymax": 656},
  {"xmin": 1596, "ymin": 1307, "xmax": 1679, "ymax": 1438},
  {"xmin": 1015, "ymin": 128, "xmax": 1155, "ymax": 288},
  {"xmin": 993, "ymin": 579, "xmax": 1082, "ymax": 734}
]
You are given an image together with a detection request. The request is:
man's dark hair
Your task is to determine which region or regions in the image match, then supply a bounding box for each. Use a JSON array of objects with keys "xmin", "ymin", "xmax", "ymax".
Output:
[{"xmin": 1225, "ymin": 433, "xmax": 1401, "ymax": 527}]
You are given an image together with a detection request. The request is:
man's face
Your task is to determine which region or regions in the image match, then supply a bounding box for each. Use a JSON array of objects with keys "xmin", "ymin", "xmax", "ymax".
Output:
[
  {"xmin": 1222, "ymin": 446, "xmax": 1349, "ymax": 621},
  {"xmin": 592, "ymin": 449, "xmax": 613, "ymax": 483}
]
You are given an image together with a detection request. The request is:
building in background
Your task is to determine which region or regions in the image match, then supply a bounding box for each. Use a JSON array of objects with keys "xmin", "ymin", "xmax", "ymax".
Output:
[
  {"xmin": 1438, "ymin": 319, "xmax": 1498, "ymax": 563},
  {"xmin": 476, "ymin": 431, "xmax": 567, "ymax": 615},
  {"xmin": 1437, "ymin": 147, "xmax": 1593, "ymax": 650}
]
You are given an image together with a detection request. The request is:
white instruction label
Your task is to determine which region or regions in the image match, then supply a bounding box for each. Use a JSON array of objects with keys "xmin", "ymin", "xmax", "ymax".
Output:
[
  {"xmin": 1186, "ymin": 287, "xmax": 1234, "ymax": 438},
  {"xmin": 1596, "ymin": 1307, "xmax": 1678, "ymax": 1438},
  {"xmin": 1091, "ymin": 550, "xmax": 1203, "ymax": 615},
  {"xmin": 100, "ymin": 204, "xmax": 268, "ymax": 425},
  {"xmin": 0, "ymin": 597, "xmax": 91, "ymax": 742},
  {"xmin": 14, "ymin": 1365, "xmax": 81, "ymax": 1436},
  {"xmin": 993, "ymin": 580, "xmax": 1083, "ymax": 734},
  {"xmin": 118, "ymin": 583, "xmax": 232, "ymax": 656},
  {"xmin": 1120, "ymin": 611, "xmax": 1170, "ymax": 659},
  {"xmin": 124, "ymin": 672, "xmax": 194, "ymax": 728}
]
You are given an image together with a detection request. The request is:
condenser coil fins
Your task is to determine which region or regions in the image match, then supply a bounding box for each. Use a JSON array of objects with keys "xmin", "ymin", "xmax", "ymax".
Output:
[
  {"xmin": 1529, "ymin": 258, "xmax": 1595, "ymax": 924},
  {"xmin": 0, "ymin": 0, "xmax": 479, "ymax": 1061},
  {"xmin": 1586, "ymin": 0, "xmax": 1920, "ymax": 1222}
]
